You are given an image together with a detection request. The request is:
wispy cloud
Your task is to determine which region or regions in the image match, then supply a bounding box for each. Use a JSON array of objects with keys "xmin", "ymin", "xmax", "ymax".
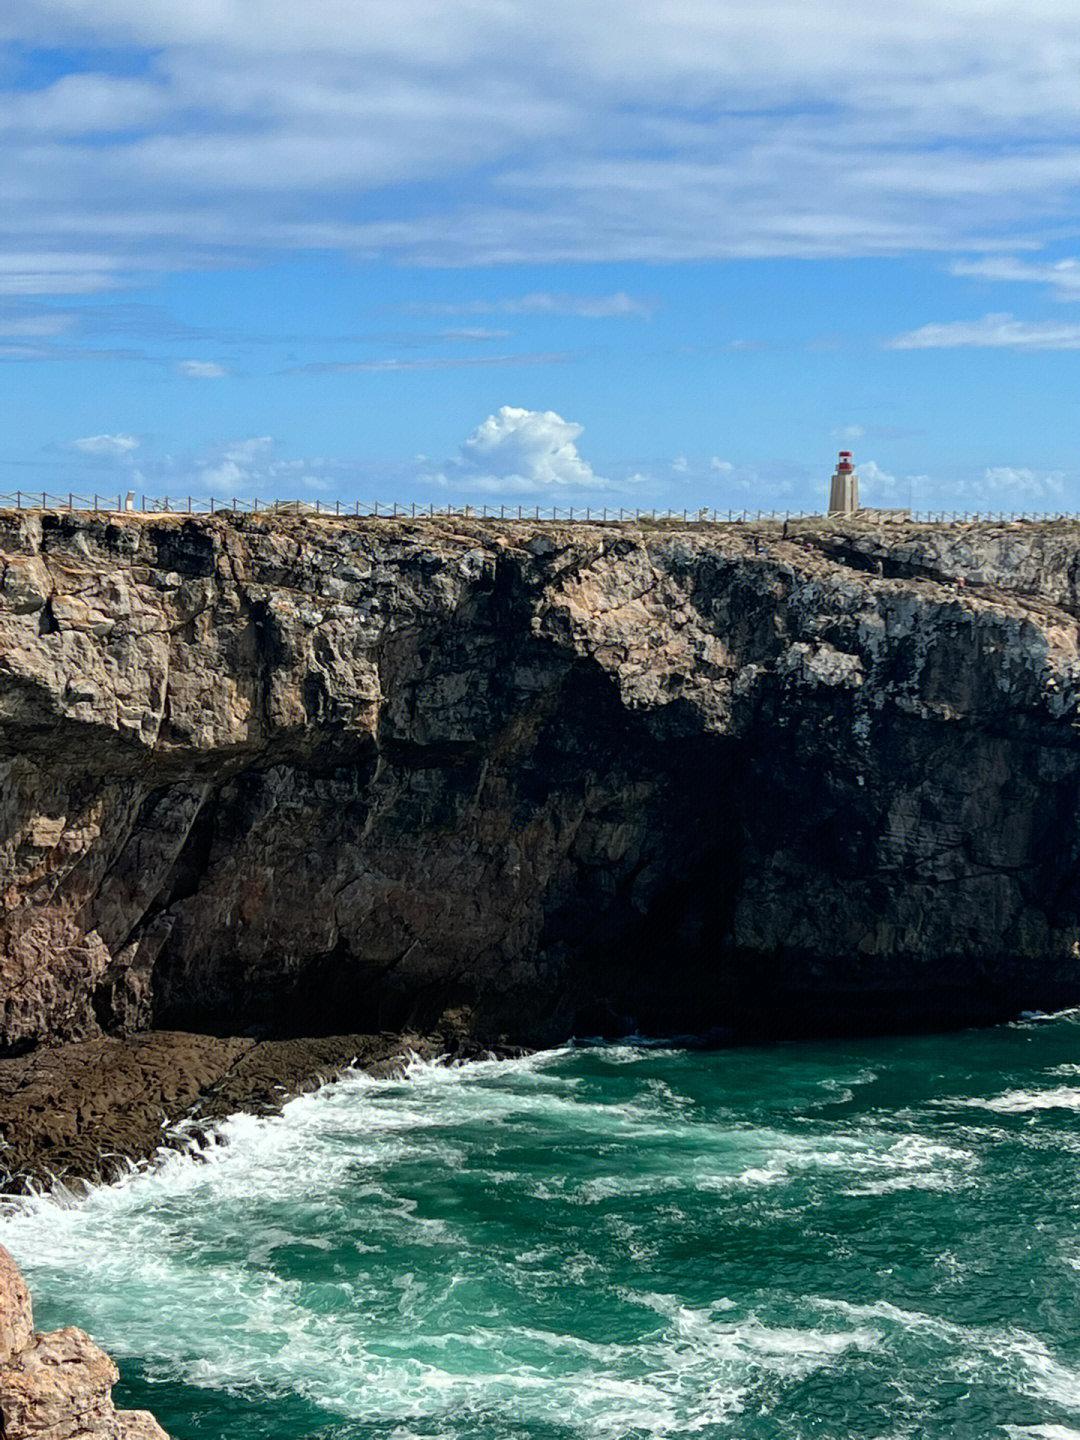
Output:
[
  {"xmin": 7, "ymin": 4, "xmax": 1080, "ymax": 282},
  {"xmin": 66, "ymin": 433, "xmax": 140, "ymax": 458},
  {"xmin": 951, "ymin": 255, "xmax": 1080, "ymax": 301},
  {"xmin": 886, "ymin": 313, "xmax": 1080, "ymax": 350},
  {"xmin": 0, "ymin": 252, "xmax": 126, "ymax": 296},
  {"xmin": 414, "ymin": 292, "xmax": 655, "ymax": 319},
  {"xmin": 286, "ymin": 352, "xmax": 572, "ymax": 375},
  {"xmin": 175, "ymin": 359, "xmax": 229, "ymax": 377}
]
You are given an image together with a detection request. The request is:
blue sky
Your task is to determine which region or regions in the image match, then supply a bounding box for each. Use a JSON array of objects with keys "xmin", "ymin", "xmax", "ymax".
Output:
[{"xmin": 3, "ymin": 1, "xmax": 1080, "ymax": 513}]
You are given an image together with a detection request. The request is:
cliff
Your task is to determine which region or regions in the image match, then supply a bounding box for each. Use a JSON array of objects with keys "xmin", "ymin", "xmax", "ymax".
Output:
[
  {"xmin": 2, "ymin": 508, "xmax": 1080, "ymax": 1057},
  {"xmin": 0, "ymin": 1245, "xmax": 167, "ymax": 1438}
]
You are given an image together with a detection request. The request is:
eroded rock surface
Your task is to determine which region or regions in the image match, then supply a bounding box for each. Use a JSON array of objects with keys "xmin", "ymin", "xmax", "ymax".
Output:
[
  {"xmin": 2, "ymin": 509, "xmax": 1080, "ymax": 1055},
  {"xmin": 0, "ymin": 1244, "xmax": 167, "ymax": 1438},
  {"xmin": 0, "ymin": 1028, "xmax": 503, "ymax": 1192}
]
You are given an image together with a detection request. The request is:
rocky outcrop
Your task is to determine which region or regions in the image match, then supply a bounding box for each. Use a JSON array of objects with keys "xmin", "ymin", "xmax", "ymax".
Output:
[
  {"xmin": 0, "ymin": 1245, "xmax": 167, "ymax": 1438},
  {"xmin": 2, "ymin": 509, "xmax": 1080, "ymax": 1054},
  {"xmin": 0, "ymin": 1028, "xmax": 510, "ymax": 1192}
]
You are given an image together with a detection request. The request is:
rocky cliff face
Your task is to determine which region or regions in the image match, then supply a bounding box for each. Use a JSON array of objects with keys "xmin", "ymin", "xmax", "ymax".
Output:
[
  {"xmin": 2, "ymin": 509, "xmax": 1080, "ymax": 1053},
  {"xmin": 0, "ymin": 1245, "xmax": 167, "ymax": 1438}
]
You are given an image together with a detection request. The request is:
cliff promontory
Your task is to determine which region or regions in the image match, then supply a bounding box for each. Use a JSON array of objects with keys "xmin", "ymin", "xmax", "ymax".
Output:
[{"xmin": 2, "ymin": 509, "xmax": 1080, "ymax": 1062}]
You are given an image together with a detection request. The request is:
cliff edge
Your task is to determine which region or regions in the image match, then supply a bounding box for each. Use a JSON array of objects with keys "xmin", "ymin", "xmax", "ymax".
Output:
[{"xmin": 2, "ymin": 509, "xmax": 1080, "ymax": 1056}]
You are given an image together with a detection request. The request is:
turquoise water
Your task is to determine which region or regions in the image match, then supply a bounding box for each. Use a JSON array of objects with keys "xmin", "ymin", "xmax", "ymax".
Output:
[{"xmin": 7, "ymin": 1018, "xmax": 1080, "ymax": 1438}]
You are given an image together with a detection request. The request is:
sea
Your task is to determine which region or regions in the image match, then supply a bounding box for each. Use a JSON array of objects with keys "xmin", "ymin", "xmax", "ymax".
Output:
[{"xmin": 6, "ymin": 1014, "xmax": 1080, "ymax": 1439}]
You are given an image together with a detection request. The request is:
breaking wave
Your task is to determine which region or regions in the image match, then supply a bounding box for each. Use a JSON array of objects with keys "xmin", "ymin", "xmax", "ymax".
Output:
[{"xmin": 6, "ymin": 1023, "xmax": 1080, "ymax": 1437}]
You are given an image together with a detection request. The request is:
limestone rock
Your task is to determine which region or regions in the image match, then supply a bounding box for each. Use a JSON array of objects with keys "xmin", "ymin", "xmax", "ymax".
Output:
[
  {"xmin": 1, "ymin": 510, "xmax": 1080, "ymax": 1054},
  {"xmin": 0, "ymin": 1246, "xmax": 168, "ymax": 1438},
  {"xmin": 0, "ymin": 1247, "xmax": 33, "ymax": 1363}
]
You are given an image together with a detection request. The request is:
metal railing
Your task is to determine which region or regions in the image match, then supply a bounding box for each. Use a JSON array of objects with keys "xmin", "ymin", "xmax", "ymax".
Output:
[{"xmin": 0, "ymin": 493, "xmax": 1076, "ymax": 525}]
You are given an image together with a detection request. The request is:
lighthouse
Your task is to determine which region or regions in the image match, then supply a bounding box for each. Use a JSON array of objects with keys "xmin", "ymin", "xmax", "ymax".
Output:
[{"xmin": 828, "ymin": 451, "xmax": 859, "ymax": 516}]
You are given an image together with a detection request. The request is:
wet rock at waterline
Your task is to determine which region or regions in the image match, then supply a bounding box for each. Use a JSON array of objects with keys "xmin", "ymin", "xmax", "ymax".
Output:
[
  {"xmin": 0, "ymin": 1244, "xmax": 168, "ymax": 1438},
  {"xmin": 2, "ymin": 510, "xmax": 1080, "ymax": 1054},
  {"xmin": 0, "ymin": 1029, "xmax": 500, "ymax": 1193}
]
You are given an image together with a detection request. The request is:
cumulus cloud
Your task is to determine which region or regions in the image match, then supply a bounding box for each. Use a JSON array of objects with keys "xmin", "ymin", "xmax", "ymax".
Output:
[
  {"xmin": 887, "ymin": 313, "xmax": 1080, "ymax": 350},
  {"xmin": 982, "ymin": 465, "xmax": 1066, "ymax": 498},
  {"xmin": 66, "ymin": 433, "xmax": 140, "ymax": 457},
  {"xmin": 854, "ymin": 459, "xmax": 899, "ymax": 499},
  {"xmin": 175, "ymin": 359, "xmax": 228, "ymax": 377},
  {"xmin": 435, "ymin": 406, "xmax": 607, "ymax": 494}
]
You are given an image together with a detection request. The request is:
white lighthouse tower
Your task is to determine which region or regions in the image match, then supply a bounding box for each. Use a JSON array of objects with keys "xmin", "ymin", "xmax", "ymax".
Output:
[{"xmin": 828, "ymin": 451, "xmax": 859, "ymax": 516}]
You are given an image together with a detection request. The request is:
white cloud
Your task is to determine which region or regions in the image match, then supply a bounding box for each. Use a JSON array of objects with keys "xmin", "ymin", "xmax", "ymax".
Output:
[
  {"xmin": 832, "ymin": 424, "xmax": 866, "ymax": 441},
  {"xmin": 0, "ymin": 310, "xmax": 76, "ymax": 339},
  {"xmin": 982, "ymin": 466, "xmax": 1065, "ymax": 498},
  {"xmin": 175, "ymin": 359, "xmax": 228, "ymax": 377},
  {"xmin": 196, "ymin": 436, "xmax": 273, "ymax": 490},
  {"xmin": 67, "ymin": 433, "xmax": 140, "ymax": 457},
  {"xmin": 7, "ymin": 3, "xmax": 1080, "ymax": 281},
  {"xmin": 0, "ymin": 252, "xmax": 124, "ymax": 296},
  {"xmin": 855, "ymin": 459, "xmax": 898, "ymax": 496},
  {"xmin": 710, "ymin": 457, "xmax": 734, "ymax": 472},
  {"xmin": 886, "ymin": 313, "xmax": 1080, "ymax": 350},
  {"xmin": 288, "ymin": 352, "xmax": 569, "ymax": 375},
  {"xmin": 436, "ymin": 406, "xmax": 607, "ymax": 494},
  {"xmin": 951, "ymin": 256, "xmax": 1080, "ymax": 300},
  {"xmin": 418, "ymin": 291, "xmax": 655, "ymax": 318}
]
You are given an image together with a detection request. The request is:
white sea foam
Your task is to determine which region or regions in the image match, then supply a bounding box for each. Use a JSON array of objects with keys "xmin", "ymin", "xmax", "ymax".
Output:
[
  {"xmin": 1011, "ymin": 1007, "xmax": 1080, "ymax": 1028},
  {"xmin": 0, "ymin": 1041, "xmax": 1068, "ymax": 1437},
  {"xmin": 0, "ymin": 1050, "xmax": 880, "ymax": 1436},
  {"xmin": 816, "ymin": 1297, "xmax": 1080, "ymax": 1413},
  {"xmin": 966, "ymin": 1086, "xmax": 1080, "ymax": 1113},
  {"xmin": 1004, "ymin": 1428, "xmax": 1080, "ymax": 1439}
]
